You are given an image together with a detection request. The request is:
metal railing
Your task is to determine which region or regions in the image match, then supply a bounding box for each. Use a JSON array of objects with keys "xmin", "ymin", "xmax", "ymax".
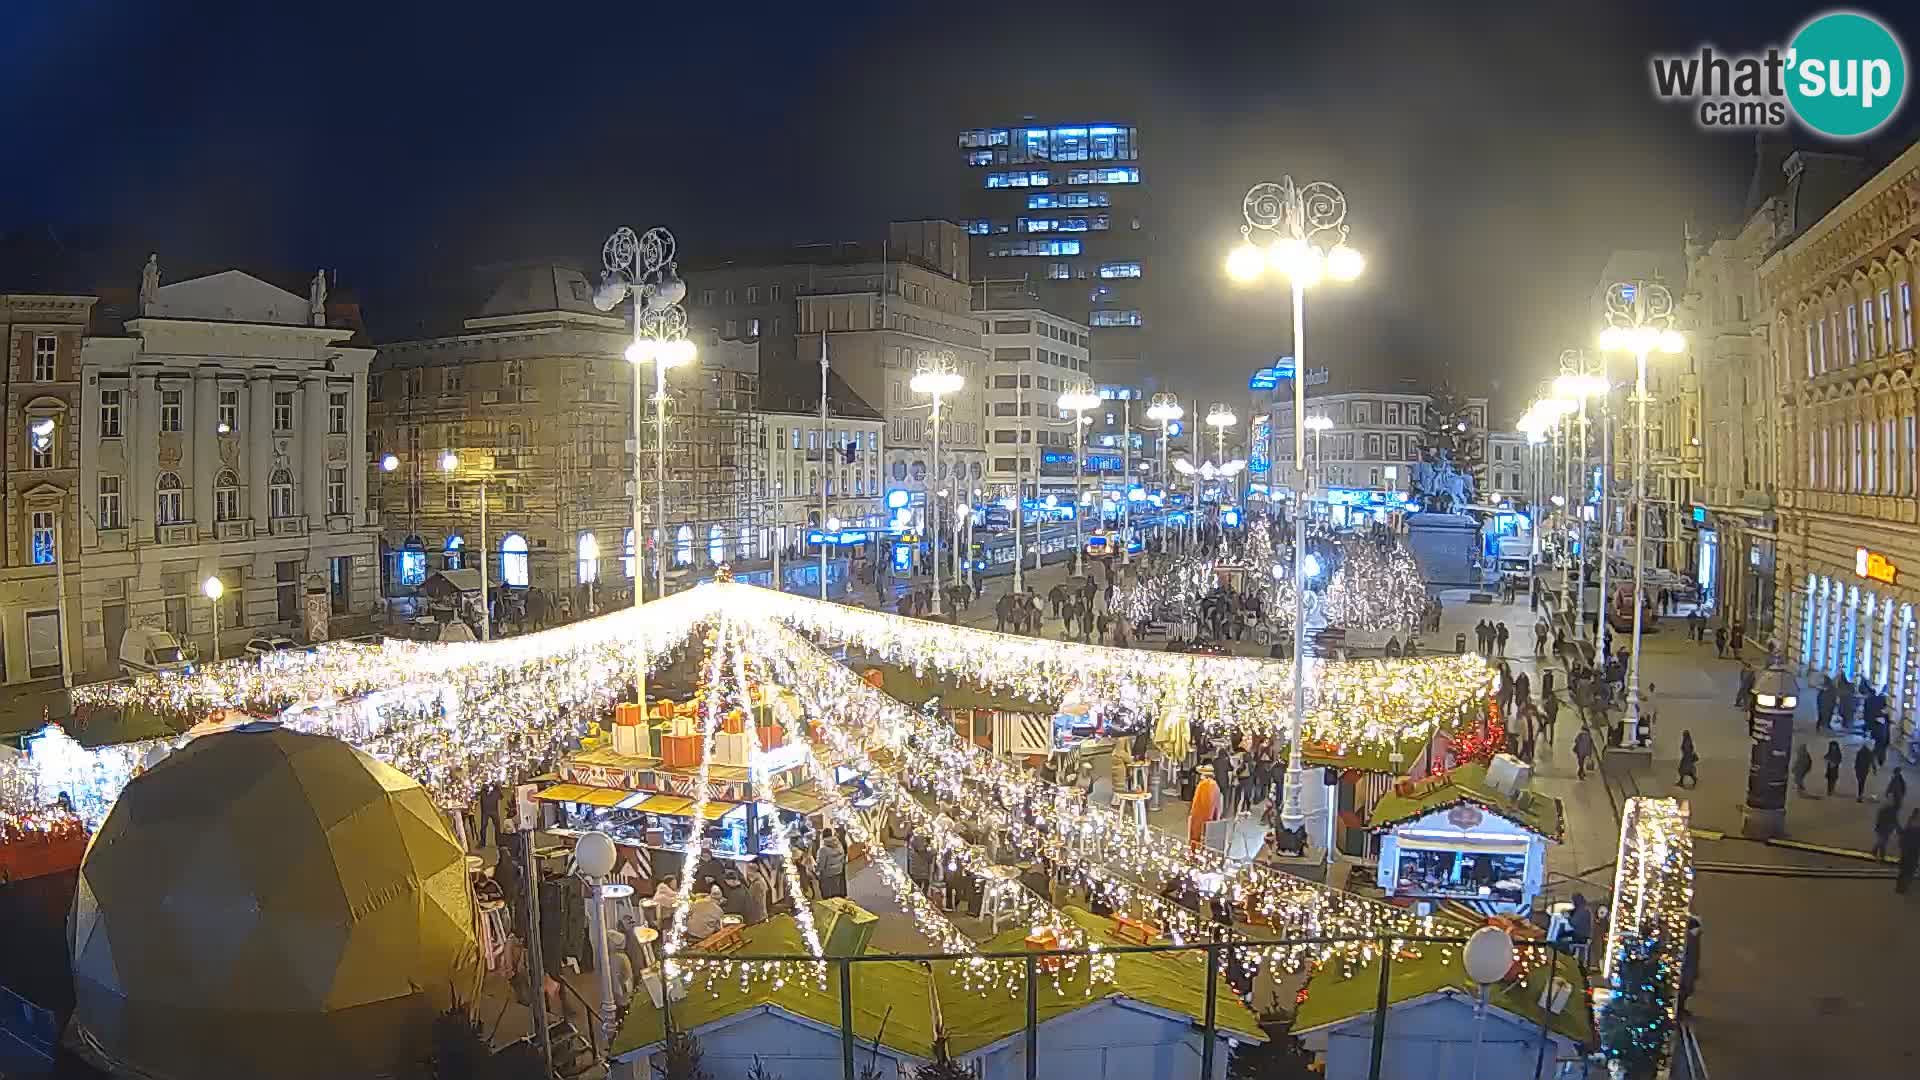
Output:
[{"xmin": 648, "ymin": 932, "xmax": 1593, "ymax": 1080}]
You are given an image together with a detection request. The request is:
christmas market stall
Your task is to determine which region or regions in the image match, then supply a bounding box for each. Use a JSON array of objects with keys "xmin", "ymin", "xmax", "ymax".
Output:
[
  {"xmin": 1367, "ymin": 758, "xmax": 1563, "ymax": 916},
  {"xmin": 1290, "ymin": 942, "xmax": 1590, "ymax": 1080},
  {"xmin": 532, "ymin": 692, "xmax": 845, "ymax": 890},
  {"xmin": 1300, "ymin": 729, "xmax": 1454, "ymax": 858}
]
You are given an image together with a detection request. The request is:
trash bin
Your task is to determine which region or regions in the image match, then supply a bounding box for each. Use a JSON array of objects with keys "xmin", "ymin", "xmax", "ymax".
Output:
[{"xmin": 1455, "ymin": 632, "xmax": 1468, "ymax": 654}]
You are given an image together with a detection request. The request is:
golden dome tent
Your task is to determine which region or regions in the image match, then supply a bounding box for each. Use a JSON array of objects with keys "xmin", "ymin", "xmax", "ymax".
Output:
[{"xmin": 68, "ymin": 723, "xmax": 481, "ymax": 1079}]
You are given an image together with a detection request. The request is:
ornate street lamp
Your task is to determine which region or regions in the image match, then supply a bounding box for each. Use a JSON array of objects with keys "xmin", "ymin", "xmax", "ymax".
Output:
[
  {"xmin": 911, "ymin": 353, "xmax": 964, "ymax": 616},
  {"xmin": 1059, "ymin": 384, "xmax": 1100, "ymax": 575},
  {"xmin": 1598, "ymin": 281, "xmax": 1686, "ymax": 749},
  {"xmin": 1226, "ymin": 176, "xmax": 1364, "ymax": 841}
]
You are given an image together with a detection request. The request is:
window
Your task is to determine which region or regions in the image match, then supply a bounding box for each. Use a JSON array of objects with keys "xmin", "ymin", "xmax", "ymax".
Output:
[
  {"xmin": 156, "ymin": 473, "xmax": 184, "ymax": 524},
  {"xmin": 31, "ymin": 335, "xmax": 56, "ymax": 381},
  {"xmin": 218, "ymin": 389, "xmax": 239, "ymax": 433},
  {"xmin": 443, "ymin": 365, "xmax": 464, "ymax": 395},
  {"xmin": 506, "ymin": 424, "xmax": 525, "ymax": 452},
  {"xmin": 445, "ymin": 479, "xmax": 461, "ymax": 511},
  {"xmin": 1847, "ymin": 305, "xmax": 1859, "ymax": 363},
  {"xmin": 327, "ymin": 467, "xmax": 347, "ymax": 515},
  {"xmin": 30, "ymin": 511, "xmax": 55, "ymax": 565},
  {"xmin": 675, "ymin": 524, "xmax": 694, "ymax": 566},
  {"xmin": 160, "ymin": 389, "xmax": 183, "ymax": 432},
  {"xmin": 1098, "ymin": 262, "xmax": 1142, "ymax": 278},
  {"xmin": 214, "ymin": 471, "xmax": 239, "ymax": 522},
  {"xmin": 1863, "ymin": 298, "xmax": 1877, "ymax": 357},
  {"xmin": 1088, "ymin": 309, "xmax": 1143, "ymax": 327},
  {"xmin": 724, "ymin": 319, "xmax": 737, "ymax": 337},
  {"xmin": 1064, "ymin": 166, "xmax": 1140, "ymax": 185},
  {"xmin": 506, "ymin": 361, "xmax": 524, "ymax": 392},
  {"xmin": 269, "ymin": 468, "xmax": 294, "ymax": 518},
  {"xmin": 1807, "ymin": 322, "xmax": 1818, "ymax": 377},
  {"xmin": 866, "ymin": 431, "xmax": 878, "ymax": 450},
  {"xmin": 769, "ymin": 285, "xmax": 783, "ymax": 302},
  {"xmin": 97, "ymin": 476, "xmax": 122, "ymax": 530},
  {"xmin": 326, "ymin": 391, "xmax": 348, "ymax": 435},
  {"xmin": 274, "ymin": 391, "xmax": 295, "ymax": 431},
  {"xmin": 700, "ymin": 289, "xmax": 715, "ymax": 306},
  {"xmin": 622, "ymin": 528, "xmax": 636, "ymax": 578},
  {"xmin": 404, "ymin": 370, "xmax": 422, "ymax": 398},
  {"xmin": 708, "ymin": 524, "xmax": 726, "ymax": 564},
  {"xmin": 578, "ymin": 532, "xmax": 600, "ymax": 584},
  {"xmin": 985, "ymin": 169, "xmax": 1052, "ymax": 188},
  {"xmin": 26, "ymin": 610, "xmax": 61, "ymax": 679},
  {"xmin": 746, "ymin": 286, "xmax": 762, "ymax": 303},
  {"xmin": 748, "ymin": 318, "xmax": 762, "ymax": 337},
  {"xmin": 1903, "ymin": 284, "xmax": 1915, "ymax": 350},
  {"xmin": 988, "ymin": 239, "xmax": 1081, "ymax": 257},
  {"xmin": 1881, "ymin": 290, "xmax": 1895, "ymax": 356},
  {"xmin": 99, "ymin": 388, "xmax": 122, "ymax": 437},
  {"xmin": 28, "ymin": 416, "xmax": 55, "ymax": 469},
  {"xmin": 501, "ymin": 533, "xmax": 530, "ymax": 587}
]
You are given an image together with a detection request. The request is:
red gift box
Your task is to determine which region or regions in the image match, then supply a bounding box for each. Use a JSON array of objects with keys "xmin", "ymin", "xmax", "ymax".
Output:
[
  {"xmin": 722, "ymin": 710, "xmax": 748, "ymax": 736},
  {"xmin": 660, "ymin": 733, "xmax": 702, "ymax": 769},
  {"xmin": 756, "ymin": 724, "xmax": 785, "ymax": 751},
  {"xmin": 615, "ymin": 702, "xmax": 644, "ymax": 727}
]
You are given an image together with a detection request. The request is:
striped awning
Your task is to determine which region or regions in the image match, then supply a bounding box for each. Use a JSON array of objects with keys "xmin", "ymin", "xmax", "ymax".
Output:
[{"xmin": 534, "ymin": 784, "xmax": 633, "ymax": 807}]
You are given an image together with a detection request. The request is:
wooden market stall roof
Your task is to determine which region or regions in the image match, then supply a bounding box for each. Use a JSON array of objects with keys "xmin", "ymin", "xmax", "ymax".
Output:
[
  {"xmin": 856, "ymin": 661, "xmax": 1061, "ymax": 714},
  {"xmin": 1365, "ymin": 762, "xmax": 1565, "ymax": 841},
  {"xmin": 1292, "ymin": 946, "xmax": 1592, "ymax": 1045},
  {"xmin": 610, "ymin": 906, "xmax": 1261, "ymax": 1061},
  {"xmin": 1300, "ymin": 730, "xmax": 1437, "ymax": 776}
]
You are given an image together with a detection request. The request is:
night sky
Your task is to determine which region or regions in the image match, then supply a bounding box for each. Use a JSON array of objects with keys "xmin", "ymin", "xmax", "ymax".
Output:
[{"xmin": 5, "ymin": 0, "xmax": 1917, "ymax": 416}]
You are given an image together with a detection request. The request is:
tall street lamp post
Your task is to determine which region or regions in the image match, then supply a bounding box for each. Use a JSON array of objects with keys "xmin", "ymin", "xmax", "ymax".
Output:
[
  {"xmin": 1145, "ymin": 394, "xmax": 1182, "ymax": 554},
  {"xmin": 1060, "ymin": 385, "xmax": 1100, "ymax": 576},
  {"xmin": 1227, "ymin": 175, "xmax": 1364, "ymax": 835},
  {"xmin": 1598, "ymin": 280, "xmax": 1686, "ymax": 749},
  {"xmin": 1303, "ymin": 414, "xmax": 1333, "ymax": 505},
  {"xmin": 595, "ymin": 225, "xmax": 695, "ymax": 711},
  {"xmin": 911, "ymin": 353, "xmax": 964, "ymax": 616},
  {"xmin": 202, "ymin": 575, "xmax": 225, "ymax": 662},
  {"xmin": 440, "ymin": 452, "xmax": 491, "ymax": 641},
  {"xmin": 1205, "ymin": 404, "xmax": 1238, "ymax": 536},
  {"xmin": 1555, "ymin": 368, "xmax": 1606, "ymax": 637}
]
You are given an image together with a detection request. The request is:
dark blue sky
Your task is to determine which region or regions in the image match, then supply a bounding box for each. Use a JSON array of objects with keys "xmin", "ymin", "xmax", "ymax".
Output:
[{"xmin": 4, "ymin": 0, "xmax": 1915, "ymax": 411}]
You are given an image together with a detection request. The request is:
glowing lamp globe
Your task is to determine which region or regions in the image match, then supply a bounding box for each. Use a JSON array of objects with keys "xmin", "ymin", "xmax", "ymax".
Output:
[
  {"xmin": 575, "ymin": 830, "xmax": 618, "ymax": 878},
  {"xmin": 69, "ymin": 725, "xmax": 479, "ymax": 1079},
  {"xmin": 662, "ymin": 338, "xmax": 698, "ymax": 368},
  {"xmin": 1225, "ymin": 243, "xmax": 1266, "ymax": 282},
  {"xmin": 624, "ymin": 340, "xmax": 655, "ymax": 365},
  {"xmin": 1325, "ymin": 243, "xmax": 1365, "ymax": 281},
  {"xmin": 1462, "ymin": 925, "xmax": 1516, "ymax": 984}
]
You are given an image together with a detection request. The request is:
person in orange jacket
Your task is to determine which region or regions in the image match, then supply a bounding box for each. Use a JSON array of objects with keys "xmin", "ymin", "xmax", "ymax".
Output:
[{"xmin": 1188, "ymin": 764, "xmax": 1221, "ymax": 850}]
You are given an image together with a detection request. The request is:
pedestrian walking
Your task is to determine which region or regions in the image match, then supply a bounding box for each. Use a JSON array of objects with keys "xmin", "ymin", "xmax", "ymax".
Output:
[
  {"xmin": 1533, "ymin": 619, "xmax": 1548, "ymax": 658},
  {"xmin": 1898, "ymin": 811, "xmax": 1920, "ymax": 893},
  {"xmin": 1542, "ymin": 668, "xmax": 1555, "ymax": 701},
  {"xmin": 1735, "ymin": 663, "xmax": 1755, "ymax": 710},
  {"xmin": 1855, "ymin": 743, "xmax": 1879, "ymax": 802},
  {"xmin": 1873, "ymin": 801, "xmax": 1900, "ymax": 860},
  {"xmin": 1541, "ymin": 692, "xmax": 1559, "ymax": 747},
  {"xmin": 1495, "ymin": 621, "xmax": 1509, "ymax": 657},
  {"xmin": 1792, "ymin": 743, "xmax": 1814, "ymax": 794},
  {"xmin": 1825, "ymin": 740, "xmax": 1844, "ymax": 797},
  {"xmin": 1573, "ymin": 727, "xmax": 1597, "ymax": 780},
  {"xmin": 1713, "ymin": 625, "xmax": 1727, "ymax": 658},
  {"xmin": 1839, "ymin": 680, "xmax": 1858, "ymax": 732},
  {"xmin": 1888, "ymin": 768, "xmax": 1908, "ymax": 813},
  {"xmin": 1677, "ymin": 730, "xmax": 1699, "ymax": 788},
  {"xmin": 1817, "ymin": 680, "xmax": 1836, "ymax": 732}
]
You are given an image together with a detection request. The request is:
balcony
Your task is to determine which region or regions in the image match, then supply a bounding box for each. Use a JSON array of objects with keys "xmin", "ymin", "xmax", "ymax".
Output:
[
  {"xmin": 95, "ymin": 528, "xmax": 128, "ymax": 552},
  {"xmin": 156, "ymin": 523, "xmax": 196, "ymax": 547},
  {"xmin": 215, "ymin": 520, "xmax": 255, "ymax": 541},
  {"xmin": 269, "ymin": 516, "xmax": 308, "ymax": 537},
  {"xmin": 325, "ymin": 514, "xmax": 353, "ymax": 534}
]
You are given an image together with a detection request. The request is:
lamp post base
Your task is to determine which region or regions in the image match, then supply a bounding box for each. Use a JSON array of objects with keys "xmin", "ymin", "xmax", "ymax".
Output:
[
  {"xmin": 1740, "ymin": 804, "xmax": 1787, "ymax": 841},
  {"xmin": 1278, "ymin": 757, "xmax": 1308, "ymax": 832}
]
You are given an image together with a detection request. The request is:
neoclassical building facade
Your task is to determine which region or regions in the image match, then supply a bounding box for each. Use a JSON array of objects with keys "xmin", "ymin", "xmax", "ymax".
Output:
[{"xmin": 1761, "ymin": 142, "xmax": 1920, "ymax": 751}]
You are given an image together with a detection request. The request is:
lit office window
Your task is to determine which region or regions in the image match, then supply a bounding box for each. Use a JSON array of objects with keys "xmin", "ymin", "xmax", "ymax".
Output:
[{"xmin": 1098, "ymin": 262, "xmax": 1143, "ymax": 279}]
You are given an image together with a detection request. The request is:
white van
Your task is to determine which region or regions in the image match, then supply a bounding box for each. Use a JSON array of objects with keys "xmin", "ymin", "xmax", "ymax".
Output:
[{"xmin": 119, "ymin": 627, "xmax": 192, "ymax": 676}]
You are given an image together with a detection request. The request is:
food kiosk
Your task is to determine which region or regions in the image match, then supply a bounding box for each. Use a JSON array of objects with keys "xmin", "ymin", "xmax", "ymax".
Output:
[{"xmin": 1368, "ymin": 760, "xmax": 1562, "ymax": 916}]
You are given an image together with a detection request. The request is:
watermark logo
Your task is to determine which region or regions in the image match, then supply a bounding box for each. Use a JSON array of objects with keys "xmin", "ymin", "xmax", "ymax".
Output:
[{"xmin": 1650, "ymin": 10, "xmax": 1907, "ymax": 139}]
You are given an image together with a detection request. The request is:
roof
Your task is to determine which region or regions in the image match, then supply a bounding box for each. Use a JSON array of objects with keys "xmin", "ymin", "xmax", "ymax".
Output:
[
  {"xmin": 759, "ymin": 364, "xmax": 882, "ymax": 421},
  {"xmin": 422, "ymin": 568, "xmax": 485, "ymax": 594},
  {"xmin": 1366, "ymin": 763, "xmax": 1564, "ymax": 840},
  {"xmin": 858, "ymin": 662, "xmax": 1058, "ymax": 714},
  {"xmin": 1301, "ymin": 731, "xmax": 1434, "ymax": 776},
  {"xmin": 612, "ymin": 907, "xmax": 1260, "ymax": 1061},
  {"xmin": 1292, "ymin": 946, "xmax": 1592, "ymax": 1046}
]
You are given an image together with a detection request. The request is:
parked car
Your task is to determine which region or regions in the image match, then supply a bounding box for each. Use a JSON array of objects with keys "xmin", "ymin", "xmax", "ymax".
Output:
[{"xmin": 242, "ymin": 635, "xmax": 304, "ymax": 658}]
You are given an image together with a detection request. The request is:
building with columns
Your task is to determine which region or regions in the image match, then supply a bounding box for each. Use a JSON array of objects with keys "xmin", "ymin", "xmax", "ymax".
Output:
[
  {"xmin": 75, "ymin": 266, "xmax": 379, "ymax": 674},
  {"xmin": 2, "ymin": 290, "xmax": 96, "ymax": 691},
  {"xmin": 1761, "ymin": 138, "xmax": 1920, "ymax": 753}
]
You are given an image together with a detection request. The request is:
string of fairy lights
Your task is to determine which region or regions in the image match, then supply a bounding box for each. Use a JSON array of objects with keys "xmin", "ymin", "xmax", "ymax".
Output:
[{"xmin": 1602, "ymin": 797, "xmax": 1694, "ymax": 1029}]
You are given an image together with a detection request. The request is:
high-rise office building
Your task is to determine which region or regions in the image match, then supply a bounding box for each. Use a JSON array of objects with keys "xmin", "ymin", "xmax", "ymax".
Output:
[{"xmin": 956, "ymin": 122, "xmax": 1148, "ymax": 388}]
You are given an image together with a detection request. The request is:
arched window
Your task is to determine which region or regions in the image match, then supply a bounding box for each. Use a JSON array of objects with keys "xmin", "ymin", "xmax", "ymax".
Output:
[
  {"xmin": 623, "ymin": 528, "xmax": 635, "ymax": 578},
  {"xmin": 707, "ymin": 524, "xmax": 726, "ymax": 564},
  {"xmin": 506, "ymin": 424, "xmax": 525, "ymax": 453},
  {"xmin": 675, "ymin": 524, "xmax": 693, "ymax": 566},
  {"xmin": 269, "ymin": 468, "xmax": 294, "ymax": 519},
  {"xmin": 738, "ymin": 524, "xmax": 754, "ymax": 560},
  {"xmin": 443, "ymin": 534, "xmax": 465, "ymax": 571},
  {"xmin": 578, "ymin": 531, "xmax": 600, "ymax": 584},
  {"xmin": 500, "ymin": 533, "xmax": 530, "ymax": 587},
  {"xmin": 213, "ymin": 470, "xmax": 240, "ymax": 522},
  {"xmin": 156, "ymin": 472, "xmax": 184, "ymax": 524}
]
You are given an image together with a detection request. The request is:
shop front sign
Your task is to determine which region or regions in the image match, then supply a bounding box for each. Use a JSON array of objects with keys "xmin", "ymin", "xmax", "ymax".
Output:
[
  {"xmin": 1446, "ymin": 804, "xmax": 1485, "ymax": 831},
  {"xmin": 1856, "ymin": 547, "xmax": 1898, "ymax": 585}
]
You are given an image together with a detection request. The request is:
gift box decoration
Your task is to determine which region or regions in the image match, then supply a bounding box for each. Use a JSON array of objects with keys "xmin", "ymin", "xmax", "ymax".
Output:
[
  {"xmin": 722, "ymin": 709, "xmax": 748, "ymax": 736},
  {"xmin": 646, "ymin": 722, "xmax": 669, "ymax": 757},
  {"xmin": 711, "ymin": 730, "xmax": 753, "ymax": 767},
  {"xmin": 615, "ymin": 702, "xmax": 644, "ymax": 728},
  {"xmin": 670, "ymin": 712, "xmax": 700, "ymax": 738},
  {"xmin": 755, "ymin": 724, "xmax": 785, "ymax": 751},
  {"xmin": 612, "ymin": 722, "xmax": 643, "ymax": 757},
  {"xmin": 660, "ymin": 733, "xmax": 702, "ymax": 770}
]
